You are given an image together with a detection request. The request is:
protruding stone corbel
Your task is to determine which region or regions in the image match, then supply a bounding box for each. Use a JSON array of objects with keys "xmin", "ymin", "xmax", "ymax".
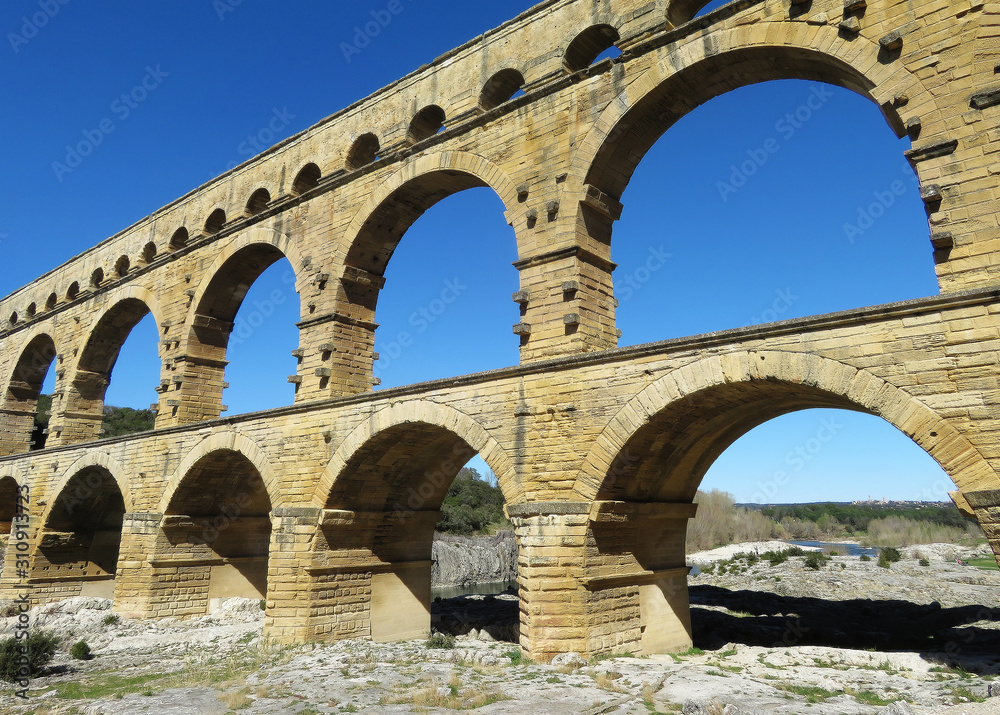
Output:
[{"xmin": 581, "ymin": 184, "xmax": 624, "ymax": 221}]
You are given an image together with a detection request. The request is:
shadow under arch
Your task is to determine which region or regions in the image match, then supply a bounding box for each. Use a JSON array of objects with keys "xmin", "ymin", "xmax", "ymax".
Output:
[
  {"xmin": 331, "ymin": 152, "xmax": 521, "ymax": 394},
  {"xmin": 312, "ymin": 400, "xmax": 519, "ymax": 643},
  {"xmin": 575, "ymin": 350, "xmax": 997, "ymax": 503},
  {"xmin": 155, "ymin": 432, "xmax": 278, "ymax": 616},
  {"xmin": 0, "ymin": 473, "xmax": 21, "ymax": 537},
  {"xmin": 31, "ymin": 452, "xmax": 131, "ymax": 602},
  {"xmin": 572, "ymin": 27, "xmax": 941, "ymax": 209},
  {"xmin": 0, "ymin": 327, "xmax": 60, "ymax": 455},
  {"xmin": 61, "ymin": 286, "xmax": 165, "ymax": 446}
]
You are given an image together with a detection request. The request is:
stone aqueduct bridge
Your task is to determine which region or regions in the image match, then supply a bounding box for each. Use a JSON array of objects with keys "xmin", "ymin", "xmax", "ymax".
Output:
[{"xmin": 1, "ymin": 0, "xmax": 999, "ymax": 660}]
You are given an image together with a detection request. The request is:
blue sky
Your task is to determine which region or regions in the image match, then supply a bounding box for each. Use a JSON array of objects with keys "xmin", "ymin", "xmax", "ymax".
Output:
[{"xmin": 1, "ymin": 1, "xmax": 952, "ymax": 503}]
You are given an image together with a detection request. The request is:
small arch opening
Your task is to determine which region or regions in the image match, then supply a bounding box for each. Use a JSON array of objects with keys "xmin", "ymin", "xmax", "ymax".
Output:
[
  {"xmin": 0, "ymin": 477, "xmax": 17, "ymax": 535},
  {"xmin": 91, "ymin": 268, "xmax": 104, "ymax": 288},
  {"xmin": 246, "ymin": 188, "xmax": 271, "ymax": 215},
  {"xmin": 46, "ymin": 293, "xmax": 58, "ymax": 310},
  {"xmin": 291, "ymin": 163, "xmax": 321, "ymax": 195},
  {"xmin": 8, "ymin": 312, "xmax": 17, "ymax": 326},
  {"xmin": 114, "ymin": 256, "xmax": 130, "ymax": 278},
  {"xmin": 346, "ymin": 134, "xmax": 380, "ymax": 171},
  {"xmin": 26, "ymin": 303, "xmax": 36, "ymax": 318},
  {"xmin": 479, "ymin": 69, "xmax": 527, "ymax": 111},
  {"xmin": 141, "ymin": 242, "xmax": 157, "ymax": 265},
  {"xmin": 66, "ymin": 282, "xmax": 80, "ymax": 301},
  {"xmin": 564, "ymin": 25, "xmax": 621, "ymax": 73},
  {"xmin": 205, "ymin": 209, "xmax": 227, "ymax": 235},
  {"xmin": 169, "ymin": 227, "xmax": 189, "ymax": 250},
  {"xmin": 407, "ymin": 106, "xmax": 447, "ymax": 145}
]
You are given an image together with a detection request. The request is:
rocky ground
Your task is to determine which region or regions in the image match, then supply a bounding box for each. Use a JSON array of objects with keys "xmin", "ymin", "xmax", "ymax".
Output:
[{"xmin": 0, "ymin": 544, "xmax": 998, "ymax": 714}]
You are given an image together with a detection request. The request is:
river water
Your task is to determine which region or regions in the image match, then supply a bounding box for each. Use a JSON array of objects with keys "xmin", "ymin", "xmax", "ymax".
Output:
[{"xmin": 431, "ymin": 579, "xmax": 518, "ymax": 601}]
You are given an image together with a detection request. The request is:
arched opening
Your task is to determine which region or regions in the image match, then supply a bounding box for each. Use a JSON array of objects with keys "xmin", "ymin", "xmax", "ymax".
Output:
[
  {"xmin": 321, "ymin": 424, "xmax": 516, "ymax": 642},
  {"xmin": 91, "ymin": 268, "xmax": 104, "ymax": 288},
  {"xmin": 161, "ymin": 450, "xmax": 272, "ymax": 616},
  {"xmin": 205, "ymin": 208, "xmax": 227, "ymax": 235},
  {"xmin": 63, "ymin": 298, "xmax": 158, "ymax": 444},
  {"xmin": 45, "ymin": 293, "xmax": 57, "ymax": 311},
  {"xmin": 674, "ymin": 0, "xmax": 731, "ymax": 25},
  {"xmin": 291, "ymin": 163, "xmax": 321, "ymax": 195},
  {"xmin": 0, "ymin": 334, "xmax": 57, "ymax": 455},
  {"xmin": 0, "ymin": 477, "xmax": 17, "ymax": 539},
  {"xmin": 578, "ymin": 365, "xmax": 991, "ymax": 659},
  {"xmin": 66, "ymin": 282, "xmax": 79, "ymax": 301},
  {"xmin": 582, "ymin": 48, "xmax": 930, "ymax": 345},
  {"xmin": 564, "ymin": 25, "xmax": 621, "ymax": 72},
  {"xmin": 479, "ymin": 69, "xmax": 526, "ymax": 111},
  {"xmin": 340, "ymin": 170, "xmax": 518, "ymax": 390},
  {"xmin": 245, "ymin": 188, "xmax": 271, "ymax": 215},
  {"xmin": 190, "ymin": 243, "xmax": 299, "ymax": 417},
  {"xmin": 114, "ymin": 256, "xmax": 130, "ymax": 278},
  {"xmin": 25, "ymin": 303, "xmax": 36, "ymax": 318},
  {"xmin": 406, "ymin": 106, "xmax": 446, "ymax": 145},
  {"xmin": 8, "ymin": 312, "xmax": 17, "ymax": 326},
  {"xmin": 33, "ymin": 467, "xmax": 125, "ymax": 600},
  {"xmin": 141, "ymin": 241, "xmax": 157, "ymax": 265},
  {"xmin": 169, "ymin": 227, "xmax": 188, "ymax": 250},
  {"xmin": 346, "ymin": 134, "xmax": 380, "ymax": 171}
]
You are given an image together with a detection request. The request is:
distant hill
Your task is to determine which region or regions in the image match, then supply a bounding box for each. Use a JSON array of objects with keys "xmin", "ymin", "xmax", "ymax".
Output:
[{"xmin": 31, "ymin": 396, "xmax": 154, "ymax": 448}]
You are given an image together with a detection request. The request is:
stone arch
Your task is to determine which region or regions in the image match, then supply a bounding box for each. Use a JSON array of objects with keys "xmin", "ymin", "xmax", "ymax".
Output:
[
  {"xmin": 572, "ymin": 26, "xmax": 942, "ymax": 204},
  {"xmin": 53, "ymin": 285, "xmax": 164, "ymax": 446},
  {"xmin": 316, "ymin": 399, "xmax": 521, "ymax": 508},
  {"xmin": 38, "ymin": 451, "xmax": 133, "ymax": 530},
  {"xmin": 31, "ymin": 452, "xmax": 130, "ymax": 598},
  {"xmin": 186, "ymin": 226, "xmax": 306, "ymax": 326},
  {"xmin": 342, "ymin": 151, "xmax": 520, "ymax": 271},
  {"xmin": 0, "ymin": 472, "xmax": 23, "ymax": 536},
  {"xmin": 159, "ymin": 430, "xmax": 282, "ymax": 514},
  {"xmin": 563, "ymin": 22, "xmax": 622, "ymax": 73},
  {"xmin": 479, "ymin": 68, "xmax": 527, "ymax": 110},
  {"xmin": 574, "ymin": 350, "xmax": 997, "ymax": 502},
  {"xmin": 291, "ymin": 162, "xmax": 322, "ymax": 195},
  {"xmin": 1, "ymin": 326, "xmax": 60, "ymax": 453}
]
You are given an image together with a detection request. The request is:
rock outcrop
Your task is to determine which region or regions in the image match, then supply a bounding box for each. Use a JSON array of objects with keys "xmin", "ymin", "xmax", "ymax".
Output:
[{"xmin": 431, "ymin": 531, "xmax": 517, "ymax": 588}]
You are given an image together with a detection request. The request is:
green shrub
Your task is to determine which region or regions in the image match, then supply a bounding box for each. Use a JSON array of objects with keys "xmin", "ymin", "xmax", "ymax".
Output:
[
  {"xmin": 878, "ymin": 547, "xmax": 902, "ymax": 569},
  {"xmin": 425, "ymin": 632, "xmax": 455, "ymax": 649},
  {"xmin": 919, "ymin": 557, "xmax": 930, "ymax": 567},
  {"xmin": 0, "ymin": 629, "xmax": 59, "ymax": 681},
  {"xmin": 70, "ymin": 640, "xmax": 92, "ymax": 660},
  {"xmin": 804, "ymin": 552, "xmax": 827, "ymax": 570},
  {"xmin": 860, "ymin": 553, "xmax": 872, "ymax": 562},
  {"xmin": 102, "ymin": 614, "xmax": 119, "ymax": 626}
]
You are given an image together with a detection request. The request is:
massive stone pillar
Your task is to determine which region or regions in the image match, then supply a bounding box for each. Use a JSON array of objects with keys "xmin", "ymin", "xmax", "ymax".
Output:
[
  {"xmin": 263, "ymin": 507, "xmax": 323, "ymax": 642},
  {"xmin": 508, "ymin": 501, "xmax": 696, "ymax": 662},
  {"xmin": 964, "ymin": 490, "xmax": 1000, "ymax": 569},
  {"xmin": 112, "ymin": 512, "xmax": 163, "ymax": 618}
]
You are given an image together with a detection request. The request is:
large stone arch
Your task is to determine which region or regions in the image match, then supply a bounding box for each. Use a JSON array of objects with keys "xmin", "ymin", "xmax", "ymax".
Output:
[
  {"xmin": 316, "ymin": 399, "xmax": 521, "ymax": 508},
  {"xmin": 571, "ymin": 25, "xmax": 944, "ymax": 203},
  {"xmin": 574, "ymin": 350, "xmax": 998, "ymax": 502},
  {"xmin": 56, "ymin": 286, "xmax": 165, "ymax": 446},
  {"xmin": 39, "ymin": 451, "xmax": 133, "ymax": 529},
  {"xmin": 30, "ymin": 451, "xmax": 130, "ymax": 601},
  {"xmin": 343, "ymin": 151, "xmax": 521, "ymax": 255},
  {"xmin": 0, "ymin": 326, "xmax": 61, "ymax": 455},
  {"xmin": 159, "ymin": 429, "xmax": 282, "ymax": 514},
  {"xmin": 185, "ymin": 227, "xmax": 306, "ymax": 325}
]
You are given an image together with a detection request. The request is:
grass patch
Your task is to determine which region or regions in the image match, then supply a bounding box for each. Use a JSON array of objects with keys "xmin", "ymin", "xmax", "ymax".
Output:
[
  {"xmin": 774, "ymin": 683, "xmax": 843, "ymax": 703},
  {"xmin": 53, "ymin": 671, "xmax": 172, "ymax": 699},
  {"xmin": 967, "ymin": 557, "xmax": 999, "ymax": 571},
  {"xmin": 505, "ymin": 650, "xmax": 533, "ymax": 666}
]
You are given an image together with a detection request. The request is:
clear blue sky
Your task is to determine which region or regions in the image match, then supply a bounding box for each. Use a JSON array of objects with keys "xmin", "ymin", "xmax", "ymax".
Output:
[{"xmin": 0, "ymin": 1, "xmax": 951, "ymax": 503}]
